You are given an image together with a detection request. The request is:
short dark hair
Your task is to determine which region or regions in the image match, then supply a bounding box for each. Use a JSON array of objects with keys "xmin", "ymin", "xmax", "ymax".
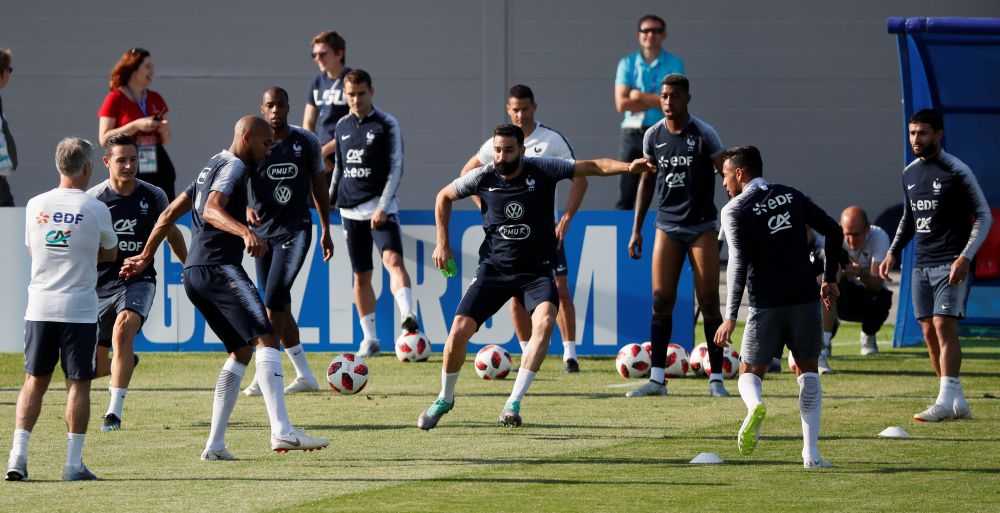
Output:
[
  {"xmin": 661, "ymin": 73, "xmax": 689, "ymax": 94},
  {"xmin": 507, "ymin": 84, "xmax": 534, "ymax": 103},
  {"xmin": 494, "ymin": 123, "xmax": 525, "ymax": 147},
  {"xmin": 263, "ymin": 86, "xmax": 289, "ymax": 103},
  {"xmin": 909, "ymin": 108, "xmax": 944, "ymax": 131},
  {"xmin": 104, "ymin": 133, "xmax": 136, "ymax": 155},
  {"xmin": 637, "ymin": 14, "xmax": 666, "ymax": 31},
  {"xmin": 344, "ymin": 69, "xmax": 372, "ymax": 88},
  {"xmin": 723, "ymin": 145, "xmax": 763, "ymax": 177},
  {"xmin": 311, "ymin": 31, "xmax": 346, "ymax": 65}
]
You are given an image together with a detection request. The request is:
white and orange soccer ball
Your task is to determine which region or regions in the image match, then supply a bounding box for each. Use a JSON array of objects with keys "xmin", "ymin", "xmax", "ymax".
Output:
[
  {"xmin": 689, "ymin": 342, "xmax": 709, "ymax": 376},
  {"xmin": 702, "ymin": 347, "xmax": 741, "ymax": 378},
  {"xmin": 616, "ymin": 343, "xmax": 651, "ymax": 379},
  {"xmin": 395, "ymin": 331, "xmax": 432, "ymax": 362},
  {"xmin": 474, "ymin": 345, "xmax": 512, "ymax": 380},
  {"xmin": 665, "ymin": 343, "xmax": 690, "ymax": 378},
  {"xmin": 327, "ymin": 354, "xmax": 369, "ymax": 395}
]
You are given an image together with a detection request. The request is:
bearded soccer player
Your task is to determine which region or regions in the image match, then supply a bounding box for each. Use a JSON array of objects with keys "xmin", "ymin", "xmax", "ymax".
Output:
[{"xmin": 417, "ymin": 123, "xmax": 654, "ymax": 430}]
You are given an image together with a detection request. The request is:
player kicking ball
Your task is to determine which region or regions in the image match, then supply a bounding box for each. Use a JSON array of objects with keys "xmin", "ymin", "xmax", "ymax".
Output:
[
  {"xmin": 417, "ymin": 123, "xmax": 654, "ymax": 429},
  {"xmin": 712, "ymin": 145, "xmax": 842, "ymax": 468}
]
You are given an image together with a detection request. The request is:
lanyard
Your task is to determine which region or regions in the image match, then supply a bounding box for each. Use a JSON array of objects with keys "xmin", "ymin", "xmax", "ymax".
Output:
[{"xmin": 128, "ymin": 87, "xmax": 148, "ymax": 117}]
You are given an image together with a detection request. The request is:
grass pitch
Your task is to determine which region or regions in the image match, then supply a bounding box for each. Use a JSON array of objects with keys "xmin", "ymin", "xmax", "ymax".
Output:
[{"xmin": 1, "ymin": 324, "xmax": 998, "ymax": 513}]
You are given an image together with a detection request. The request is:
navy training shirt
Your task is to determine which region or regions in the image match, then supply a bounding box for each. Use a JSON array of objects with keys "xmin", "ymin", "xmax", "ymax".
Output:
[
  {"xmin": 183, "ymin": 151, "xmax": 251, "ymax": 267},
  {"xmin": 888, "ymin": 150, "xmax": 992, "ymax": 268},
  {"xmin": 88, "ymin": 179, "xmax": 169, "ymax": 297},
  {"xmin": 721, "ymin": 178, "xmax": 842, "ymax": 319},
  {"xmin": 307, "ymin": 68, "xmax": 351, "ymax": 146},
  {"xmin": 331, "ymin": 107, "xmax": 403, "ymax": 210},
  {"xmin": 642, "ymin": 116, "xmax": 724, "ymax": 227},
  {"xmin": 249, "ymin": 126, "xmax": 324, "ymax": 239},
  {"xmin": 451, "ymin": 157, "xmax": 576, "ymax": 272}
]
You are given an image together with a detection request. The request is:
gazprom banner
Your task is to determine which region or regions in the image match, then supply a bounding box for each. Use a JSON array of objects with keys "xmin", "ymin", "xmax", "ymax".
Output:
[{"xmin": 0, "ymin": 209, "xmax": 694, "ymax": 355}]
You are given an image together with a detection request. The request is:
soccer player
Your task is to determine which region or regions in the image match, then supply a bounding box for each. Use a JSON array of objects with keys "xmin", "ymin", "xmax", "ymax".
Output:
[
  {"xmin": 713, "ymin": 145, "xmax": 843, "ymax": 469},
  {"xmin": 121, "ymin": 116, "xmax": 328, "ymax": 460},
  {"xmin": 242, "ymin": 87, "xmax": 334, "ymax": 396},
  {"xmin": 417, "ymin": 123, "xmax": 654, "ymax": 430},
  {"xmin": 329, "ymin": 69, "xmax": 420, "ymax": 356},
  {"xmin": 89, "ymin": 134, "xmax": 187, "ymax": 431},
  {"xmin": 879, "ymin": 109, "xmax": 992, "ymax": 422},
  {"xmin": 627, "ymin": 73, "xmax": 729, "ymax": 397},
  {"xmin": 303, "ymin": 31, "xmax": 350, "ymax": 176},
  {"xmin": 7, "ymin": 137, "xmax": 117, "ymax": 481},
  {"xmin": 460, "ymin": 84, "xmax": 587, "ymax": 372}
]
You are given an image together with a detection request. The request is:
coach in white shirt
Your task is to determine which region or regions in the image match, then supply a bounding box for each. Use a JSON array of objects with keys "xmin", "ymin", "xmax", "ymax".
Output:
[{"xmin": 6, "ymin": 137, "xmax": 117, "ymax": 482}]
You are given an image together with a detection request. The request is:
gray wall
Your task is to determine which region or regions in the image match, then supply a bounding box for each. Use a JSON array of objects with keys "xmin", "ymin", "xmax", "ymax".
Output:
[{"xmin": 3, "ymin": 1, "xmax": 998, "ymax": 218}]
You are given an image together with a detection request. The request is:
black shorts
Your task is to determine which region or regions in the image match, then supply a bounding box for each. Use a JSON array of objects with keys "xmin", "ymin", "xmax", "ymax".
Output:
[
  {"xmin": 256, "ymin": 229, "xmax": 312, "ymax": 310},
  {"xmin": 456, "ymin": 264, "xmax": 559, "ymax": 329},
  {"xmin": 342, "ymin": 215, "xmax": 404, "ymax": 274},
  {"xmin": 24, "ymin": 320, "xmax": 97, "ymax": 380},
  {"xmin": 97, "ymin": 282, "xmax": 157, "ymax": 347},
  {"xmin": 183, "ymin": 265, "xmax": 273, "ymax": 353},
  {"xmin": 554, "ymin": 245, "xmax": 568, "ymax": 277}
]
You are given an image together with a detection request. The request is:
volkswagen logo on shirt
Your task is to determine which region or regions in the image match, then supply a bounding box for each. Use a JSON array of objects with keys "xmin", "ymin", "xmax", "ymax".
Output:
[
  {"xmin": 113, "ymin": 218, "xmax": 138, "ymax": 235},
  {"xmin": 274, "ymin": 185, "xmax": 293, "ymax": 205},
  {"xmin": 504, "ymin": 201, "xmax": 525, "ymax": 220},
  {"xmin": 267, "ymin": 164, "xmax": 298, "ymax": 180}
]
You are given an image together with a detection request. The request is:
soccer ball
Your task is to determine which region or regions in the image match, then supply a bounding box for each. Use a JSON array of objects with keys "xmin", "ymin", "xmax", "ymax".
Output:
[
  {"xmin": 474, "ymin": 345, "xmax": 512, "ymax": 380},
  {"xmin": 395, "ymin": 331, "xmax": 432, "ymax": 362},
  {"xmin": 665, "ymin": 343, "xmax": 690, "ymax": 378},
  {"xmin": 615, "ymin": 343, "xmax": 651, "ymax": 379},
  {"xmin": 787, "ymin": 351, "xmax": 799, "ymax": 374},
  {"xmin": 703, "ymin": 347, "xmax": 741, "ymax": 378},
  {"xmin": 641, "ymin": 341, "xmax": 652, "ymax": 356},
  {"xmin": 327, "ymin": 354, "xmax": 369, "ymax": 395},
  {"xmin": 690, "ymin": 342, "xmax": 709, "ymax": 376}
]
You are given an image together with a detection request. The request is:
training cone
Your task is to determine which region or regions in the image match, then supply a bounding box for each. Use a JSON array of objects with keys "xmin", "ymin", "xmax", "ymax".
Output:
[
  {"xmin": 689, "ymin": 452, "xmax": 724, "ymax": 464},
  {"xmin": 878, "ymin": 426, "xmax": 910, "ymax": 438}
]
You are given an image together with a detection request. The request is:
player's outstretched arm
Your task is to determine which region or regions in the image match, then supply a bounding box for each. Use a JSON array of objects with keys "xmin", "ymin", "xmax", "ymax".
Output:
[
  {"xmin": 433, "ymin": 185, "xmax": 459, "ymax": 271},
  {"xmin": 121, "ymin": 192, "xmax": 192, "ymax": 279},
  {"xmin": 574, "ymin": 157, "xmax": 654, "ymax": 178},
  {"xmin": 203, "ymin": 191, "xmax": 267, "ymax": 258}
]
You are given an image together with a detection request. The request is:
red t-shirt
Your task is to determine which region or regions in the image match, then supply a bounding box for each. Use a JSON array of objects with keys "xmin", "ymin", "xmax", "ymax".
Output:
[{"xmin": 97, "ymin": 89, "xmax": 168, "ymax": 144}]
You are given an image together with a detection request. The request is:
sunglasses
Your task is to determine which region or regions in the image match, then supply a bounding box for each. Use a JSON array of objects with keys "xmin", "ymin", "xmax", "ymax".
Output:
[
  {"xmin": 311, "ymin": 50, "xmax": 329, "ymax": 59},
  {"xmin": 639, "ymin": 27, "xmax": 665, "ymax": 35}
]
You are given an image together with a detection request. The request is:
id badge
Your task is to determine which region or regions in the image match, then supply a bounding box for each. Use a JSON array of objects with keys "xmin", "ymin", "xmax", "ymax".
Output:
[
  {"xmin": 0, "ymin": 136, "xmax": 12, "ymax": 177},
  {"xmin": 137, "ymin": 134, "xmax": 158, "ymax": 174},
  {"xmin": 622, "ymin": 110, "xmax": 644, "ymax": 129}
]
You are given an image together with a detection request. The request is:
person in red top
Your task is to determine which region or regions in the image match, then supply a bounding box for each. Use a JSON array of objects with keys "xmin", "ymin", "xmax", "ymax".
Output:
[{"xmin": 98, "ymin": 48, "xmax": 175, "ymax": 199}]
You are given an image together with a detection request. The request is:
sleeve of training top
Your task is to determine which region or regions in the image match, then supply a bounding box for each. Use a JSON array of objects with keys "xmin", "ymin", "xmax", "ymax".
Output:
[
  {"xmin": 475, "ymin": 138, "xmax": 493, "ymax": 165},
  {"xmin": 152, "ymin": 184, "xmax": 169, "ymax": 214},
  {"xmin": 536, "ymin": 157, "xmax": 576, "ymax": 182},
  {"xmin": 548, "ymin": 128, "xmax": 575, "ymax": 160},
  {"xmin": 701, "ymin": 122, "xmax": 725, "ymax": 158},
  {"xmin": 721, "ymin": 203, "xmax": 746, "ymax": 320},
  {"xmin": 211, "ymin": 160, "xmax": 246, "ymax": 197},
  {"xmin": 329, "ymin": 120, "xmax": 345, "ymax": 206},
  {"xmin": 642, "ymin": 125, "xmax": 656, "ymax": 160},
  {"xmin": 304, "ymin": 130, "xmax": 325, "ymax": 175},
  {"xmin": 802, "ymin": 191, "xmax": 843, "ymax": 283},
  {"xmin": 956, "ymin": 164, "xmax": 993, "ymax": 260},
  {"xmin": 888, "ymin": 180, "xmax": 915, "ymax": 257},
  {"xmin": 451, "ymin": 166, "xmax": 489, "ymax": 200},
  {"xmin": 377, "ymin": 114, "xmax": 404, "ymax": 211},
  {"xmin": 94, "ymin": 201, "xmax": 119, "ymax": 250}
]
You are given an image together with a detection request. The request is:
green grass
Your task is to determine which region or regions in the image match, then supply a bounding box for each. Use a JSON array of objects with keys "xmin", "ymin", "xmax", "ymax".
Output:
[{"xmin": 0, "ymin": 323, "xmax": 998, "ymax": 513}]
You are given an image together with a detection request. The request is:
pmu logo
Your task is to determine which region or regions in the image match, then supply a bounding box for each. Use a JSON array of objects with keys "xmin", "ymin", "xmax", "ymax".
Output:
[
  {"xmin": 498, "ymin": 224, "xmax": 531, "ymax": 240},
  {"xmin": 504, "ymin": 201, "xmax": 524, "ymax": 220},
  {"xmin": 915, "ymin": 216, "xmax": 932, "ymax": 233},
  {"xmin": 35, "ymin": 211, "xmax": 49, "ymax": 224},
  {"xmin": 767, "ymin": 212, "xmax": 792, "ymax": 234},
  {"xmin": 274, "ymin": 185, "xmax": 293, "ymax": 205},
  {"xmin": 267, "ymin": 163, "xmax": 298, "ymax": 180},
  {"xmin": 345, "ymin": 148, "xmax": 365, "ymax": 164},
  {"xmin": 113, "ymin": 218, "xmax": 138, "ymax": 235},
  {"xmin": 44, "ymin": 230, "xmax": 71, "ymax": 247},
  {"xmin": 664, "ymin": 171, "xmax": 686, "ymax": 188}
]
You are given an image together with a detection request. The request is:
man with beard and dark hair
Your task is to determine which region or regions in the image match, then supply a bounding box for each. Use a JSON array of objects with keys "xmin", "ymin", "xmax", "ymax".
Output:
[
  {"xmin": 880, "ymin": 108, "xmax": 992, "ymax": 423},
  {"xmin": 416, "ymin": 123, "xmax": 655, "ymax": 430},
  {"xmin": 241, "ymin": 87, "xmax": 333, "ymax": 397}
]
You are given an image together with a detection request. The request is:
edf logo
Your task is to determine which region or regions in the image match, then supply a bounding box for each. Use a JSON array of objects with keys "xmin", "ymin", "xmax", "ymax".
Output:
[{"xmin": 51, "ymin": 212, "xmax": 84, "ymax": 224}]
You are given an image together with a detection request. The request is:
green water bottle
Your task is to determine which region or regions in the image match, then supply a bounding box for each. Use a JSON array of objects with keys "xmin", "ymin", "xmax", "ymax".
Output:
[{"xmin": 440, "ymin": 257, "xmax": 457, "ymax": 278}]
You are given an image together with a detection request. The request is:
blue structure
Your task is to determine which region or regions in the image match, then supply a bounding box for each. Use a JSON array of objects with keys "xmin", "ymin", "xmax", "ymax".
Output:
[{"xmin": 888, "ymin": 17, "xmax": 1000, "ymax": 346}]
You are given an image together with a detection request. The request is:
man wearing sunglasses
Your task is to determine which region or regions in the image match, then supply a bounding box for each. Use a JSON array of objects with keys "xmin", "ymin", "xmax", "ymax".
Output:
[
  {"xmin": 0, "ymin": 48, "xmax": 16, "ymax": 206},
  {"xmin": 614, "ymin": 15, "xmax": 685, "ymax": 211},
  {"xmin": 303, "ymin": 31, "xmax": 351, "ymax": 178}
]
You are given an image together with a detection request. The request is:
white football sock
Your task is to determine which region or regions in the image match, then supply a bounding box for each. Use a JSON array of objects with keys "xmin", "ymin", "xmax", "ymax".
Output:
[
  {"xmin": 285, "ymin": 345, "xmax": 315, "ymax": 381},
  {"xmin": 256, "ymin": 347, "xmax": 294, "ymax": 436},
  {"xmin": 937, "ymin": 376, "xmax": 960, "ymax": 406},
  {"xmin": 393, "ymin": 288, "xmax": 414, "ymax": 318},
  {"xmin": 798, "ymin": 372, "xmax": 822, "ymax": 462},
  {"xmin": 518, "ymin": 340, "xmax": 529, "ymax": 353},
  {"xmin": 952, "ymin": 377, "xmax": 967, "ymax": 405},
  {"xmin": 65, "ymin": 433, "xmax": 85, "ymax": 467},
  {"xmin": 562, "ymin": 340, "xmax": 577, "ymax": 362},
  {"xmin": 507, "ymin": 368, "xmax": 536, "ymax": 403},
  {"xmin": 439, "ymin": 370, "xmax": 461, "ymax": 403},
  {"xmin": 107, "ymin": 387, "xmax": 128, "ymax": 418},
  {"xmin": 360, "ymin": 313, "xmax": 378, "ymax": 342},
  {"xmin": 10, "ymin": 428, "xmax": 30, "ymax": 458},
  {"xmin": 207, "ymin": 358, "xmax": 246, "ymax": 451},
  {"xmin": 709, "ymin": 372, "xmax": 724, "ymax": 383},
  {"xmin": 823, "ymin": 331, "xmax": 833, "ymax": 351},
  {"xmin": 650, "ymin": 367, "xmax": 666, "ymax": 385},
  {"xmin": 738, "ymin": 373, "xmax": 763, "ymax": 411}
]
